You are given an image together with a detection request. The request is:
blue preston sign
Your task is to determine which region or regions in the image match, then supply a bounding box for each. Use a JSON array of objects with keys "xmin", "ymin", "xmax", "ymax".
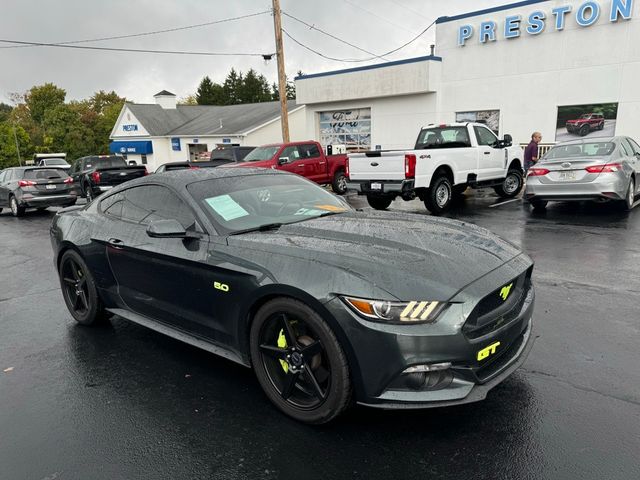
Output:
[{"xmin": 456, "ymin": 0, "xmax": 633, "ymax": 46}]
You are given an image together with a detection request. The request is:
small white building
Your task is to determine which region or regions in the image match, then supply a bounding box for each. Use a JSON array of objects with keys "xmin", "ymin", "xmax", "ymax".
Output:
[
  {"xmin": 109, "ymin": 90, "xmax": 306, "ymax": 171},
  {"xmin": 296, "ymin": 0, "xmax": 640, "ymax": 149}
]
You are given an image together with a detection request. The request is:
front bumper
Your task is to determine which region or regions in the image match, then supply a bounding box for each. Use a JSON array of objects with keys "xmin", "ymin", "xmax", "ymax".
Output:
[
  {"xmin": 324, "ymin": 256, "xmax": 536, "ymax": 409},
  {"xmin": 347, "ymin": 179, "xmax": 415, "ymax": 196}
]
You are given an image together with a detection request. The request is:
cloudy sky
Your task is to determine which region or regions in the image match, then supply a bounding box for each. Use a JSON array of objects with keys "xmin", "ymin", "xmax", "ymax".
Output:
[{"xmin": 0, "ymin": 0, "xmax": 504, "ymax": 104}]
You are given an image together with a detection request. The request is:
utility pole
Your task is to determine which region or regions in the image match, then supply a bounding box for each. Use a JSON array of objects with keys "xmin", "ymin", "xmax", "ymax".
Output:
[
  {"xmin": 12, "ymin": 124, "xmax": 22, "ymax": 166},
  {"xmin": 272, "ymin": 0, "xmax": 290, "ymax": 143}
]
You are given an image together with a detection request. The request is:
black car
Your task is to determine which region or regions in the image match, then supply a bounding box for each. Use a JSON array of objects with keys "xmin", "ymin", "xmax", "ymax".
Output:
[
  {"xmin": 0, "ymin": 167, "xmax": 76, "ymax": 217},
  {"xmin": 50, "ymin": 168, "xmax": 535, "ymax": 424},
  {"xmin": 209, "ymin": 145, "xmax": 255, "ymax": 162},
  {"xmin": 69, "ymin": 155, "xmax": 147, "ymax": 202},
  {"xmin": 154, "ymin": 160, "xmax": 229, "ymax": 173}
]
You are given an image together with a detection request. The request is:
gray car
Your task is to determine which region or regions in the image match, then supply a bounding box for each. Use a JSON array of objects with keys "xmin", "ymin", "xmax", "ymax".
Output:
[{"xmin": 524, "ymin": 136, "xmax": 640, "ymax": 210}]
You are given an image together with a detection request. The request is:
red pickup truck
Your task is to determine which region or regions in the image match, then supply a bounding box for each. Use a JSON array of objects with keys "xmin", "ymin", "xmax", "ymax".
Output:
[{"xmin": 226, "ymin": 141, "xmax": 349, "ymax": 194}]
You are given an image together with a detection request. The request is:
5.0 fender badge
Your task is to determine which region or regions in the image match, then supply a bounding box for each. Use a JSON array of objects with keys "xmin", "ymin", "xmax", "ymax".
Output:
[{"xmin": 214, "ymin": 281, "xmax": 230, "ymax": 292}]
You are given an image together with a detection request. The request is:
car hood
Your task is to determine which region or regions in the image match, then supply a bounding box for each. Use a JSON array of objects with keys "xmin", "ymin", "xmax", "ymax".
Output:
[
  {"xmin": 226, "ymin": 211, "xmax": 523, "ymax": 301},
  {"xmin": 566, "ymin": 120, "xmax": 586, "ymax": 124}
]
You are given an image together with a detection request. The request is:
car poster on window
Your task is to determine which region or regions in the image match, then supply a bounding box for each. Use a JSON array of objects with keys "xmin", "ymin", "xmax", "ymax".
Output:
[
  {"xmin": 455, "ymin": 110, "xmax": 500, "ymax": 135},
  {"xmin": 555, "ymin": 103, "xmax": 618, "ymax": 142},
  {"xmin": 319, "ymin": 109, "xmax": 371, "ymax": 152}
]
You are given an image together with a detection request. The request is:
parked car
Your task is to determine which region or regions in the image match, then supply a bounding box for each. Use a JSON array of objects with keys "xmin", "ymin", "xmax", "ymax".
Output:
[
  {"xmin": 225, "ymin": 141, "xmax": 349, "ymax": 194},
  {"xmin": 209, "ymin": 145, "xmax": 255, "ymax": 163},
  {"xmin": 0, "ymin": 167, "xmax": 76, "ymax": 217},
  {"xmin": 51, "ymin": 168, "xmax": 535, "ymax": 424},
  {"xmin": 347, "ymin": 123, "xmax": 524, "ymax": 214},
  {"xmin": 154, "ymin": 158, "xmax": 245, "ymax": 173},
  {"xmin": 36, "ymin": 157, "xmax": 71, "ymax": 171},
  {"xmin": 525, "ymin": 136, "xmax": 640, "ymax": 211},
  {"xmin": 565, "ymin": 113, "xmax": 605, "ymax": 136},
  {"xmin": 69, "ymin": 155, "xmax": 148, "ymax": 202}
]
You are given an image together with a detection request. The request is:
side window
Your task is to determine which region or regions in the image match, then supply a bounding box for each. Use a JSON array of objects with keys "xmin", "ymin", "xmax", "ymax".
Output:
[
  {"xmin": 0, "ymin": 171, "xmax": 5, "ymax": 183},
  {"xmin": 120, "ymin": 185, "xmax": 197, "ymax": 229},
  {"xmin": 280, "ymin": 146, "xmax": 301, "ymax": 162},
  {"xmin": 627, "ymin": 138, "xmax": 640, "ymax": 155},
  {"xmin": 99, "ymin": 192, "xmax": 124, "ymax": 218},
  {"xmin": 474, "ymin": 126, "xmax": 498, "ymax": 147},
  {"xmin": 299, "ymin": 143, "xmax": 321, "ymax": 159},
  {"xmin": 620, "ymin": 140, "xmax": 632, "ymax": 157}
]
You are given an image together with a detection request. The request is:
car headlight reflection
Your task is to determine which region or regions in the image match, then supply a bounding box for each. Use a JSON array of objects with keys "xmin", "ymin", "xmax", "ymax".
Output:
[{"xmin": 342, "ymin": 297, "xmax": 449, "ymax": 324}]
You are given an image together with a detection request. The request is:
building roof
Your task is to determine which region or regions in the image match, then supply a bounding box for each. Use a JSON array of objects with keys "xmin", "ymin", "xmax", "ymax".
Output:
[
  {"xmin": 154, "ymin": 90, "xmax": 176, "ymax": 97},
  {"xmin": 124, "ymin": 100, "xmax": 300, "ymax": 137},
  {"xmin": 435, "ymin": 0, "xmax": 549, "ymax": 24}
]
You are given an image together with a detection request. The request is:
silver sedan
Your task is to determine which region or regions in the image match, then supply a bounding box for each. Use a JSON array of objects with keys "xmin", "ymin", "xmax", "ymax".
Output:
[{"xmin": 524, "ymin": 136, "xmax": 640, "ymax": 211}]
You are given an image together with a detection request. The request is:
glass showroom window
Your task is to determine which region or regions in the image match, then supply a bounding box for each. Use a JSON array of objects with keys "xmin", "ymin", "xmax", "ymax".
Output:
[
  {"xmin": 319, "ymin": 108, "xmax": 371, "ymax": 152},
  {"xmin": 456, "ymin": 110, "xmax": 500, "ymax": 135}
]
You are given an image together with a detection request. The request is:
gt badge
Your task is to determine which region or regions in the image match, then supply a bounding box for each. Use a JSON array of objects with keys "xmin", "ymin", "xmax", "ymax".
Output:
[
  {"xmin": 214, "ymin": 281, "xmax": 229, "ymax": 292},
  {"xmin": 477, "ymin": 341, "xmax": 500, "ymax": 361},
  {"xmin": 499, "ymin": 282, "xmax": 513, "ymax": 301}
]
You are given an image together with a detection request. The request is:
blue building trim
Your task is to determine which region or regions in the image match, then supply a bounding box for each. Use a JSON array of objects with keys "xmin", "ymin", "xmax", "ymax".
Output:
[
  {"xmin": 436, "ymin": 0, "xmax": 550, "ymax": 24},
  {"xmin": 295, "ymin": 55, "xmax": 443, "ymax": 81},
  {"xmin": 109, "ymin": 140, "xmax": 153, "ymax": 155}
]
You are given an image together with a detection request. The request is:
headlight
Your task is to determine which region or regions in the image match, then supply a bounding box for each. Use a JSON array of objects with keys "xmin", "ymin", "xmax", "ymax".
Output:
[{"xmin": 342, "ymin": 296, "xmax": 449, "ymax": 324}]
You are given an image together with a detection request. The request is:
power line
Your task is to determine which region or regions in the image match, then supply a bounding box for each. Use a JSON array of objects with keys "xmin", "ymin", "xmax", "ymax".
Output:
[
  {"xmin": 281, "ymin": 11, "xmax": 388, "ymax": 61},
  {"xmin": 282, "ymin": 17, "xmax": 436, "ymax": 64},
  {"xmin": 0, "ymin": 39, "xmax": 270, "ymax": 57},
  {"xmin": 0, "ymin": 10, "xmax": 271, "ymax": 50}
]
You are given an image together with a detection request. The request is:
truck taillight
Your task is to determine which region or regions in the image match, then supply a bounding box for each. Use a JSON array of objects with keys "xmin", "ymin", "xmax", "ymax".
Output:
[
  {"xmin": 405, "ymin": 154, "xmax": 416, "ymax": 179},
  {"xmin": 64, "ymin": 177, "xmax": 73, "ymax": 184},
  {"xmin": 345, "ymin": 158, "xmax": 350, "ymax": 179},
  {"xmin": 91, "ymin": 171, "xmax": 101, "ymax": 184},
  {"xmin": 143, "ymin": 168, "xmax": 149, "ymax": 175},
  {"xmin": 18, "ymin": 180, "xmax": 36, "ymax": 187}
]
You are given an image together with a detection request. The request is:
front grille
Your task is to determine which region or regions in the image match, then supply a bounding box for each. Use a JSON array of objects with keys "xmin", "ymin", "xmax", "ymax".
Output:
[
  {"xmin": 463, "ymin": 266, "xmax": 533, "ymax": 339},
  {"xmin": 476, "ymin": 329, "xmax": 526, "ymax": 382}
]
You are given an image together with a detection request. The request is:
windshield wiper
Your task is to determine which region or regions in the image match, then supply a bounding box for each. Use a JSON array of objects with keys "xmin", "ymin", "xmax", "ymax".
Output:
[{"xmin": 228, "ymin": 222, "xmax": 284, "ymax": 236}]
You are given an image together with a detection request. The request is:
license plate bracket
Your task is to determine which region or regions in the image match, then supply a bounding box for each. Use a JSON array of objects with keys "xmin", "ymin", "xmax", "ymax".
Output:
[
  {"xmin": 371, "ymin": 182, "xmax": 382, "ymax": 191},
  {"xmin": 45, "ymin": 184, "xmax": 56, "ymax": 189},
  {"xmin": 558, "ymin": 171, "xmax": 576, "ymax": 181}
]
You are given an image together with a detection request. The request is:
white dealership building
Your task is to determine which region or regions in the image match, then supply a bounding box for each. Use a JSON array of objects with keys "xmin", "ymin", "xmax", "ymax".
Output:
[{"xmin": 296, "ymin": 0, "xmax": 640, "ymax": 150}]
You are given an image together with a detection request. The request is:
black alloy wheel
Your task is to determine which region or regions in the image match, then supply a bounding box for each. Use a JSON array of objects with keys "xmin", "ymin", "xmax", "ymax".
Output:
[
  {"xmin": 250, "ymin": 298, "xmax": 351, "ymax": 424},
  {"xmin": 332, "ymin": 170, "xmax": 348, "ymax": 195},
  {"xmin": 10, "ymin": 196, "xmax": 25, "ymax": 217},
  {"xmin": 366, "ymin": 195, "xmax": 393, "ymax": 210},
  {"xmin": 579, "ymin": 125, "xmax": 590, "ymax": 136},
  {"xmin": 59, "ymin": 250, "xmax": 108, "ymax": 325}
]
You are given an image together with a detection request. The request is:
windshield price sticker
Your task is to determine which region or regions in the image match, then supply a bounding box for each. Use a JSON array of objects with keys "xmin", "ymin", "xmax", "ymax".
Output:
[{"xmin": 205, "ymin": 195, "xmax": 250, "ymax": 221}]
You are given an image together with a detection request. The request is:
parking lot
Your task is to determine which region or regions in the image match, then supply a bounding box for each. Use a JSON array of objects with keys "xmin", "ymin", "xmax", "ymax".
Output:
[{"xmin": 1, "ymin": 191, "xmax": 639, "ymax": 480}]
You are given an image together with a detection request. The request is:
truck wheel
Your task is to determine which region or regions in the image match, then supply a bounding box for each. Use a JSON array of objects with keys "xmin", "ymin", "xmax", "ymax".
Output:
[
  {"xmin": 424, "ymin": 175, "xmax": 452, "ymax": 215},
  {"xmin": 366, "ymin": 196, "xmax": 392, "ymax": 210},
  {"xmin": 331, "ymin": 170, "xmax": 348, "ymax": 195},
  {"xmin": 494, "ymin": 169, "xmax": 523, "ymax": 198},
  {"xmin": 598, "ymin": 122, "xmax": 604, "ymax": 130},
  {"xmin": 579, "ymin": 125, "xmax": 590, "ymax": 136}
]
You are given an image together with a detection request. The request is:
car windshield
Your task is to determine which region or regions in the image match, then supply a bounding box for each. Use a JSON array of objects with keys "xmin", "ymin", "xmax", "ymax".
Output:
[
  {"xmin": 415, "ymin": 127, "xmax": 471, "ymax": 149},
  {"xmin": 579, "ymin": 114, "xmax": 591, "ymax": 119},
  {"xmin": 544, "ymin": 142, "xmax": 615, "ymax": 160},
  {"xmin": 187, "ymin": 174, "xmax": 351, "ymax": 234},
  {"xmin": 44, "ymin": 158, "xmax": 67, "ymax": 165},
  {"xmin": 242, "ymin": 146, "xmax": 280, "ymax": 162},
  {"xmin": 24, "ymin": 169, "xmax": 67, "ymax": 179}
]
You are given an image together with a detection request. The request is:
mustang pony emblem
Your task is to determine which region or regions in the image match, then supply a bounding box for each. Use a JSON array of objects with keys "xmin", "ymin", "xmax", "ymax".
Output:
[{"xmin": 499, "ymin": 282, "xmax": 513, "ymax": 301}]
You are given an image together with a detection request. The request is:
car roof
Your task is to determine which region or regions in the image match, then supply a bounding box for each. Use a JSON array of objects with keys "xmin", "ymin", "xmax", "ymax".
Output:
[{"xmin": 554, "ymin": 136, "xmax": 618, "ymax": 146}]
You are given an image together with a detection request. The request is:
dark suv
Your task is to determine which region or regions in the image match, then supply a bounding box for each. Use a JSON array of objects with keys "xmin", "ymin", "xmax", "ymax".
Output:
[
  {"xmin": 0, "ymin": 167, "xmax": 77, "ymax": 217},
  {"xmin": 566, "ymin": 113, "xmax": 605, "ymax": 136}
]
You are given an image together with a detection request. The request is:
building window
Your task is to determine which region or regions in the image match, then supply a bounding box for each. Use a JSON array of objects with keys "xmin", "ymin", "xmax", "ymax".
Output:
[
  {"xmin": 140, "ymin": 154, "xmax": 147, "ymax": 165},
  {"xmin": 319, "ymin": 108, "xmax": 371, "ymax": 152},
  {"xmin": 456, "ymin": 110, "xmax": 500, "ymax": 135}
]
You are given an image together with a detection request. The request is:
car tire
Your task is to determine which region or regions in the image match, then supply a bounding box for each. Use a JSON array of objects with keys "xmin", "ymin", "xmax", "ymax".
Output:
[
  {"xmin": 598, "ymin": 122, "xmax": 604, "ymax": 130},
  {"xmin": 621, "ymin": 178, "xmax": 635, "ymax": 211},
  {"xmin": 9, "ymin": 196, "xmax": 25, "ymax": 217},
  {"xmin": 331, "ymin": 170, "xmax": 348, "ymax": 195},
  {"xmin": 58, "ymin": 250, "xmax": 109, "ymax": 326},
  {"xmin": 424, "ymin": 175, "xmax": 453, "ymax": 214},
  {"xmin": 249, "ymin": 297, "xmax": 352, "ymax": 424},
  {"xmin": 366, "ymin": 196, "xmax": 393, "ymax": 210},
  {"xmin": 530, "ymin": 199, "xmax": 548, "ymax": 211},
  {"xmin": 579, "ymin": 125, "xmax": 590, "ymax": 136},
  {"xmin": 494, "ymin": 169, "xmax": 523, "ymax": 198}
]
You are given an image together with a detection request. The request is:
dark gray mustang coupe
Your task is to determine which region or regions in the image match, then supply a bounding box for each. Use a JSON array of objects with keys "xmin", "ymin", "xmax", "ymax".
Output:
[{"xmin": 51, "ymin": 168, "xmax": 535, "ymax": 424}]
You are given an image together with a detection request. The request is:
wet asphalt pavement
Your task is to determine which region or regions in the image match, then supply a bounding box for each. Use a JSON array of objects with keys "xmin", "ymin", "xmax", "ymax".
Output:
[{"xmin": 1, "ymin": 191, "xmax": 639, "ymax": 480}]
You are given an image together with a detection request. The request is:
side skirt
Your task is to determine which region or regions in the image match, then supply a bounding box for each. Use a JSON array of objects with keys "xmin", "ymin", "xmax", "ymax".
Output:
[{"xmin": 107, "ymin": 308, "xmax": 249, "ymax": 367}]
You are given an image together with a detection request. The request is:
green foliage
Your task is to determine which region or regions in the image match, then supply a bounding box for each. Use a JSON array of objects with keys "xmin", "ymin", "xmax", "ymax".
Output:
[
  {"xmin": 196, "ymin": 76, "xmax": 225, "ymax": 105},
  {"xmin": 271, "ymin": 75, "xmax": 296, "ymax": 101},
  {"xmin": 0, "ymin": 123, "xmax": 30, "ymax": 169},
  {"xmin": 195, "ymin": 68, "xmax": 285, "ymax": 106},
  {"xmin": 25, "ymin": 83, "xmax": 66, "ymax": 125},
  {"xmin": 0, "ymin": 103, "xmax": 12, "ymax": 123}
]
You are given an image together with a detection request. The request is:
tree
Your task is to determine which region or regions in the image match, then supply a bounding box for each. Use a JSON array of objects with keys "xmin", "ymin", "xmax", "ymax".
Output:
[
  {"xmin": 0, "ymin": 103, "xmax": 12, "ymax": 123},
  {"xmin": 239, "ymin": 69, "xmax": 273, "ymax": 104},
  {"xmin": 0, "ymin": 122, "xmax": 30, "ymax": 169},
  {"xmin": 179, "ymin": 95, "xmax": 198, "ymax": 105},
  {"xmin": 271, "ymin": 75, "xmax": 296, "ymax": 101},
  {"xmin": 196, "ymin": 76, "xmax": 226, "ymax": 105},
  {"xmin": 25, "ymin": 83, "xmax": 66, "ymax": 125},
  {"xmin": 90, "ymin": 90, "xmax": 125, "ymax": 115},
  {"xmin": 223, "ymin": 69, "xmax": 243, "ymax": 105}
]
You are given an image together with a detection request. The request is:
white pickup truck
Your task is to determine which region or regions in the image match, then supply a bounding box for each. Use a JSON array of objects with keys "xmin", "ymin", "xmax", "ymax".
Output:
[{"xmin": 346, "ymin": 123, "xmax": 524, "ymax": 214}]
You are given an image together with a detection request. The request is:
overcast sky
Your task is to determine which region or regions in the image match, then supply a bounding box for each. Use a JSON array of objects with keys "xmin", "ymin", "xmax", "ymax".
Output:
[{"xmin": 0, "ymin": 0, "xmax": 503, "ymax": 104}]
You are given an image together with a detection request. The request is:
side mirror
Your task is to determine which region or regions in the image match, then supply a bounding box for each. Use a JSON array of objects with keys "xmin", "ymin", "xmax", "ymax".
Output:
[
  {"xmin": 502, "ymin": 134, "xmax": 513, "ymax": 147},
  {"xmin": 146, "ymin": 219, "xmax": 187, "ymax": 238},
  {"xmin": 278, "ymin": 156, "xmax": 290, "ymax": 165}
]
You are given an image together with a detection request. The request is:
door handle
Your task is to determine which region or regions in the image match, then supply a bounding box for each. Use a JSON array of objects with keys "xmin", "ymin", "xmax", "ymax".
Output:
[
  {"xmin": 107, "ymin": 238, "xmax": 125, "ymax": 249},
  {"xmin": 484, "ymin": 152, "xmax": 491, "ymax": 155}
]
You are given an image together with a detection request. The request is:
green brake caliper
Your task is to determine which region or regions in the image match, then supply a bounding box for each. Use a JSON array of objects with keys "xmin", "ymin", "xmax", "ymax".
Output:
[{"xmin": 277, "ymin": 329, "xmax": 288, "ymax": 373}]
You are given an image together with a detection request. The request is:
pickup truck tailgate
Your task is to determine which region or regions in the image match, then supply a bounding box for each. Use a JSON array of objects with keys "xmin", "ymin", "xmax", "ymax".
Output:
[
  {"xmin": 97, "ymin": 167, "xmax": 147, "ymax": 186},
  {"xmin": 348, "ymin": 151, "xmax": 406, "ymax": 181}
]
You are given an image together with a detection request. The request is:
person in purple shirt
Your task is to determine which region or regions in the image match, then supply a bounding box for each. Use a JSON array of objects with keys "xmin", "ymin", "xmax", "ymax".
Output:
[{"xmin": 524, "ymin": 132, "xmax": 542, "ymax": 171}]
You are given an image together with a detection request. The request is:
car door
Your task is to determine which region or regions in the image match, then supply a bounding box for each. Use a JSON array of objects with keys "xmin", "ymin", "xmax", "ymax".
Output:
[
  {"xmin": 625, "ymin": 138, "xmax": 640, "ymax": 176},
  {"xmin": 474, "ymin": 126, "xmax": 504, "ymax": 181},
  {"xmin": 101, "ymin": 184, "xmax": 230, "ymax": 342},
  {"xmin": 276, "ymin": 145, "xmax": 306, "ymax": 177},
  {"xmin": 0, "ymin": 170, "xmax": 9, "ymax": 206},
  {"xmin": 297, "ymin": 143, "xmax": 325, "ymax": 182}
]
